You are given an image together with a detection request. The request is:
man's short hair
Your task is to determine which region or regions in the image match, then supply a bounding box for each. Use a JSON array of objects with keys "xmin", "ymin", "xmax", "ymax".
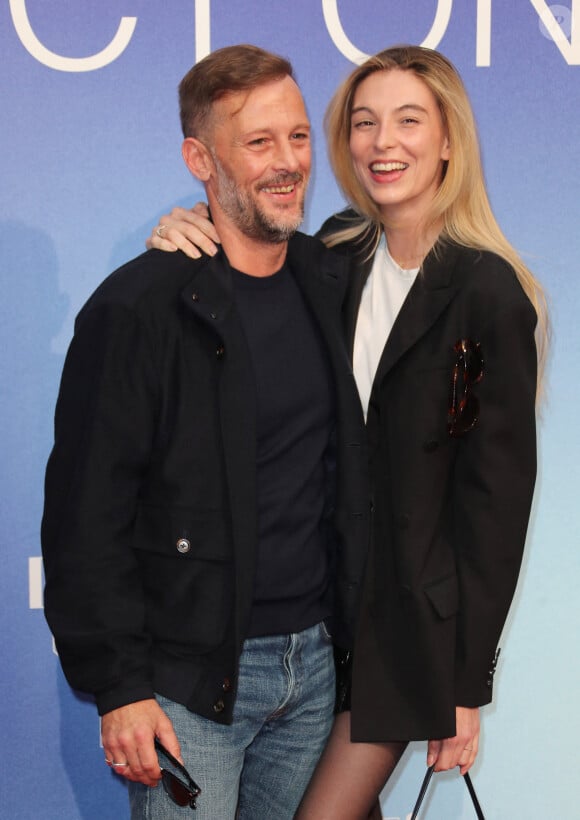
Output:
[{"xmin": 179, "ymin": 44, "xmax": 294, "ymax": 138}]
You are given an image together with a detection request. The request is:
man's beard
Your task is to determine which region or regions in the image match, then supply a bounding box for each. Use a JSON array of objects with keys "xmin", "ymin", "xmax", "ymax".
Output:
[{"xmin": 212, "ymin": 155, "xmax": 306, "ymax": 243}]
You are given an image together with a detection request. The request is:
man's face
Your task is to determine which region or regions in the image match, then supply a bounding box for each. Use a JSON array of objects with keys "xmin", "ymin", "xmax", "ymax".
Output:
[{"xmin": 205, "ymin": 75, "xmax": 311, "ymax": 243}]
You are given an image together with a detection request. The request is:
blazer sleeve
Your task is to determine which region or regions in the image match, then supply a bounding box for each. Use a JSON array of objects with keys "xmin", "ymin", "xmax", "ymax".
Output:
[
  {"xmin": 452, "ymin": 280, "xmax": 538, "ymax": 706},
  {"xmin": 41, "ymin": 300, "xmax": 161, "ymax": 715}
]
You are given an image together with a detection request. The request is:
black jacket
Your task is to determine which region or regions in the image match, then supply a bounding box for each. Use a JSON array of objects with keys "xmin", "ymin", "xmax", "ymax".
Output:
[
  {"xmin": 41, "ymin": 233, "xmax": 370, "ymax": 722},
  {"xmin": 320, "ymin": 215, "xmax": 537, "ymax": 740}
]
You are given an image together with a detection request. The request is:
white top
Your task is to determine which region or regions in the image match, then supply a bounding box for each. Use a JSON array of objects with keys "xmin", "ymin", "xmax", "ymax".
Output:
[{"xmin": 353, "ymin": 235, "xmax": 419, "ymax": 419}]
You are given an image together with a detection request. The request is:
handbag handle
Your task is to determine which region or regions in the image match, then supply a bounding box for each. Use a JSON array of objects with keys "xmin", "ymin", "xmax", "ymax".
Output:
[{"xmin": 410, "ymin": 765, "xmax": 485, "ymax": 819}]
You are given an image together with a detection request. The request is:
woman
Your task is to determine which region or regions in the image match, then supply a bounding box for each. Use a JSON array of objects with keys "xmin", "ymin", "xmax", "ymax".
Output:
[{"xmin": 148, "ymin": 46, "xmax": 547, "ymax": 819}]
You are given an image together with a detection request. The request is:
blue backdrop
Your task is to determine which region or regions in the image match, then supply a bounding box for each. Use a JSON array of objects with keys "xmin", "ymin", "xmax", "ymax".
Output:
[{"xmin": 1, "ymin": 2, "xmax": 578, "ymax": 817}]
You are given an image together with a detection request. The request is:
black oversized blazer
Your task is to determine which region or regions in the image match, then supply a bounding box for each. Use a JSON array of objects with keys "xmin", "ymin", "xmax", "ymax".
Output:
[
  {"xmin": 41, "ymin": 232, "xmax": 370, "ymax": 723},
  {"xmin": 320, "ymin": 215, "xmax": 538, "ymax": 741}
]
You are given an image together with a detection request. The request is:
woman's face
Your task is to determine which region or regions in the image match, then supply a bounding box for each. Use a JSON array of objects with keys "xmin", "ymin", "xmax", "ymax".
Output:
[{"xmin": 349, "ymin": 69, "xmax": 450, "ymax": 224}]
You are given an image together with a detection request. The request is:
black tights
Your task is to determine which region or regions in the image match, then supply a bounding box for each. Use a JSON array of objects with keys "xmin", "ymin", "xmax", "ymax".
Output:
[{"xmin": 295, "ymin": 712, "xmax": 407, "ymax": 819}]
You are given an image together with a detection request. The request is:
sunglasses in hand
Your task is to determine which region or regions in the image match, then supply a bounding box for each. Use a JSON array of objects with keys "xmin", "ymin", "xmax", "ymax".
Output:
[{"xmin": 155, "ymin": 738, "xmax": 201, "ymax": 810}]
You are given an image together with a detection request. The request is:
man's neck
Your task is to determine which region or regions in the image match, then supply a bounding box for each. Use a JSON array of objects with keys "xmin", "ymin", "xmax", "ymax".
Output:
[{"xmin": 212, "ymin": 210, "xmax": 289, "ymax": 278}]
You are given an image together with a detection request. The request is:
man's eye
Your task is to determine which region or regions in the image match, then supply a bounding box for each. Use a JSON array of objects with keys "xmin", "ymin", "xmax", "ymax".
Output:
[{"xmin": 291, "ymin": 132, "xmax": 309, "ymax": 141}]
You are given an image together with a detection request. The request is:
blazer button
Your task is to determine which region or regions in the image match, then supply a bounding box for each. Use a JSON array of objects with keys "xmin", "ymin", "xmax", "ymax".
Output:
[
  {"xmin": 213, "ymin": 699, "xmax": 225, "ymax": 713},
  {"xmin": 191, "ymin": 292, "xmax": 199, "ymax": 302},
  {"xmin": 222, "ymin": 677, "xmax": 232, "ymax": 692},
  {"xmin": 216, "ymin": 344, "xmax": 225, "ymax": 359},
  {"xmin": 176, "ymin": 538, "xmax": 191, "ymax": 554}
]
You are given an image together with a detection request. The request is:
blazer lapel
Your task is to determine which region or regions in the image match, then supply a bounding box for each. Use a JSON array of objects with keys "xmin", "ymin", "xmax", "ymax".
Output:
[
  {"xmin": 344, "ymin": 251, "xmax": 374, "ymax": 359},
  {"xmin": 372, "ymin": 242, "xmax": 462, "ymax": 387}
]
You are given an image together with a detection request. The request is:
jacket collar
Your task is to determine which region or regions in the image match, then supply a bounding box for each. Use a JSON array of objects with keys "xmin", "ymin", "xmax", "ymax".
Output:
[
  {"xmin": 179, "ymin": 250, "xmax": 236, "ymax": 338},
  {"xmin": 179, "ymin": 231, "xmax": 349, "ymax": 339}
]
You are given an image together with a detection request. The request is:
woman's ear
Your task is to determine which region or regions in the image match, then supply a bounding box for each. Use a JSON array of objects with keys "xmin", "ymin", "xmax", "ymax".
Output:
[
  {"xmin": 182, "ymin": 137, "xmax": 213, "ymax": 181},
  {"xmin": 441, "ymin": 133, "xmax": 451, "ymax": 162}
]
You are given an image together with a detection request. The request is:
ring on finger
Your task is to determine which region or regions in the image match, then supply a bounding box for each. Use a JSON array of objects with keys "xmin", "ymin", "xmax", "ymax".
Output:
[
  {"xmin": 105, "ymin": 758, "xmax": 129, "ymax": 767},
  {"xmin": 155, "ymin": 225, "xmax": 167, "ymax": 238}
]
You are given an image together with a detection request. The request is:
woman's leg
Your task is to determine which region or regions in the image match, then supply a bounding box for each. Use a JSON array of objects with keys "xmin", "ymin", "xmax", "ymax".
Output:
[{"xmin": 294, "ymin": 712, "xmax": 407, "ymax": 820}]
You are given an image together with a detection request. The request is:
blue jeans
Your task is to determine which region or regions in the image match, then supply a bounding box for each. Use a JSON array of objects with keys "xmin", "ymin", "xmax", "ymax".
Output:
[{"xmin": 129, "ymin": 621, "xmax": 335, "ymax": 819}]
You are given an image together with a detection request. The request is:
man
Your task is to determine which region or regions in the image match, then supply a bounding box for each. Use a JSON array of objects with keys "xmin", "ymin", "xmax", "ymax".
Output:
[{"xmin": 41, "ymin": 45, "xmax": 369, "ymax": 819}]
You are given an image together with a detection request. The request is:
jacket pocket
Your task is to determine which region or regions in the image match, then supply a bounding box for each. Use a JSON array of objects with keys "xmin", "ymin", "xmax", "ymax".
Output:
[
  {"xmin": 133, "ymin": 502, "xmax": 232, "ymax": 561},
  {"xmin": 132, "ymin": 503, "xmax": 234, "ymax": 651},
  {"xmin": 423, "ymin": 572, "xmax": 459, "ymax": 620}
]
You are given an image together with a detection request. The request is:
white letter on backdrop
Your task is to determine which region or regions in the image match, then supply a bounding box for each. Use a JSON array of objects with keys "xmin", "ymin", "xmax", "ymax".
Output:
[
  {"xmin": 530, "ymin": 0, "xmax": 579, "ymax": 63},
  {"xmin": 322, "ymin": 0, "xmax": 453, "ymax": 64},
  {"xmin": 195, "ymin": 0, "xmax": 211, "ymax": 61},
  {"xmin": 476, "ymin": 0, "xmax": 492, "ymax": 66},
  {"xmin": 9, "ymin": 0, "xmax": 137, "ymax": 72},
  {"xmin": 28, "ymin": 557, "xmax": 43, "ymax": 610}
]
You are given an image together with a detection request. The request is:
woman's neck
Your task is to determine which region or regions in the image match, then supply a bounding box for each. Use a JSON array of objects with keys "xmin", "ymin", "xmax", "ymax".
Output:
[{"xmin": 382, "ymin": 218, "xmax": 443, "ymax": 270}]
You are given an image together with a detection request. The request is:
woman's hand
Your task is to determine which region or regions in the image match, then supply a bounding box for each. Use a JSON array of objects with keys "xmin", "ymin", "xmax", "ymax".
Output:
[
  {"xmin": 427, "ymin": 706, "xmax": 480, "ymax": 775},
  {"xmin": 147, "ymin": 202, "xmax": 220, "ymax": 259}
]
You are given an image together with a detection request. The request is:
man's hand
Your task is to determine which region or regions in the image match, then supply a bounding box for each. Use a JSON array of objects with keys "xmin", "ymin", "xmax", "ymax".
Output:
[
  {"xmin": 101, "ymin": 698, "xmax": 182, "ymax": 785},
  {"xmin": 427, "ymin": 706, "xmax": 480, "ymax": 775},
  {"xmin": 146, "ymin": 203, "xmax": 220, "ymax": 259}
]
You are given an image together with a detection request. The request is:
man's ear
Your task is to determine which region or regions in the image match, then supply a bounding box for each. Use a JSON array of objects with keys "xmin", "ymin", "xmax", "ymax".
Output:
[{"xmin": 182, "ymin": 137, "xmax": 213, "ymax": 181}]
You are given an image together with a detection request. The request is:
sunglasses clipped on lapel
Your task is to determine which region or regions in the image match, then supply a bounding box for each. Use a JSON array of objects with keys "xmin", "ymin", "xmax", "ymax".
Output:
[{"xmin": 448, "ymin": 338, "xmax": 484, "ymax": 437}]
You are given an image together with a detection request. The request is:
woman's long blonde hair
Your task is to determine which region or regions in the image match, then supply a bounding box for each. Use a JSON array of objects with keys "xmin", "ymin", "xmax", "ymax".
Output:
[{"xmin": 324, "ymin": 45, "xmax": 548, "ymax": 384}]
